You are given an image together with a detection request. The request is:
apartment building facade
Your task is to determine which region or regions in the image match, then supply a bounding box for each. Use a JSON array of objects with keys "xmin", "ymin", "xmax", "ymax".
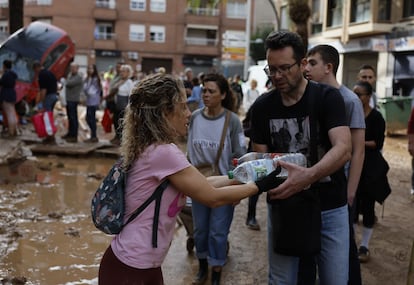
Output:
[
  {"xmin": 276, "ymin": 0, "xmax": 414, "ymax": 99},
  {"xmin": 0, "ymin": 0, "xmax": 276, "ymax": 77}
]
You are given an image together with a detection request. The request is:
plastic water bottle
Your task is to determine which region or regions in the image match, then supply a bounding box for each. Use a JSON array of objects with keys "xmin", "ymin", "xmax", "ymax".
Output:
[
  {"xmin": 228, "ymin": 153, "xmax": 307, "ymax": 183},
  {"xmin": 232, "ymin": 152, "xmax": 283, "ymax": 166}
]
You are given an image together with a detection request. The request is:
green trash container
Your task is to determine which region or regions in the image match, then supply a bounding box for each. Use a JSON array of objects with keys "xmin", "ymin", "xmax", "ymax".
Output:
[{"xmin": 377, "ymin": 96, "xmax": 413, "ymax": 135}]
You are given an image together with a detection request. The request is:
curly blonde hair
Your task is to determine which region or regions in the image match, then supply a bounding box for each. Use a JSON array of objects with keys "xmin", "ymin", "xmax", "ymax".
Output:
[{"xmin": 120, "ymin": 73, "xmax": 185, "ymax": 168}]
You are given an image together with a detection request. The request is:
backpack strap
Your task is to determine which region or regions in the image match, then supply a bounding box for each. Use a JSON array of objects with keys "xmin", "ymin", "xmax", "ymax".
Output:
[
  {"xmin": 307, "ymin": 81, "xmax": 321, "ymax": 166},
  {"xmin": 124, "ymin": 179, "xmax": 170, "ymax": 248}
]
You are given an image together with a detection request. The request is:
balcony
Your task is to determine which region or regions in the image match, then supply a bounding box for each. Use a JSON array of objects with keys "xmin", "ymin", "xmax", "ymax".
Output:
[
  {"xmin": 93, "ymin": 0, "xmax": 117, "ymax": 20},
  {"xmin": 183, "ymin": 36, "xmax": 219, "ymax": 56},
  {"xmin": 94, "ymin": 32, "xmax": 117, "ymax": 50},
  {"xmin": 185, "ymin": 7, "xmax": 220, "ymax": 28},
  {"xmin": 348, "ymin": 22, "xmax": 393, "ymax": 38},
  {"xmin": 186, "ymin": 7, "xmax": 219, "ymax": 17}
]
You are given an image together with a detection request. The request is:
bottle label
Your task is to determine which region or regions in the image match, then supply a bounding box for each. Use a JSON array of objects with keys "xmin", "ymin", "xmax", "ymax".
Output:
[{"xmin": 250, "ymin": 160, "xmax": 270, "ymax": 180}]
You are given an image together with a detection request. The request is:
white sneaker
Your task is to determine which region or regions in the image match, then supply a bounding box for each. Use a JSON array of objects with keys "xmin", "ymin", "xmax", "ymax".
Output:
[{"xmin": 411, "ymin": 189, "xmax": 414, "ymax": 196}]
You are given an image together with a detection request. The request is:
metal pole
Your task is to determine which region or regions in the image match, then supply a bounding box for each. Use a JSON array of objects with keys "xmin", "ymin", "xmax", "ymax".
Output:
[{"xmin": 243, "ymin": 0, "xmax": 252, "ymax": 80}]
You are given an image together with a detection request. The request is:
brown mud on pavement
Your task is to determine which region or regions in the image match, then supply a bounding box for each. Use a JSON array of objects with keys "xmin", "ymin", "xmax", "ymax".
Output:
[{"xmin": 0, "ymin": 136, "xmax": 413, "ymax": 285}]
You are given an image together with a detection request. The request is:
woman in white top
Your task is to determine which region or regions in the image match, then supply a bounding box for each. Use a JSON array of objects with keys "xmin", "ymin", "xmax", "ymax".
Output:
[{"xmin": 112, "ymin": 64, "xmax": 134, "ymax": 145}]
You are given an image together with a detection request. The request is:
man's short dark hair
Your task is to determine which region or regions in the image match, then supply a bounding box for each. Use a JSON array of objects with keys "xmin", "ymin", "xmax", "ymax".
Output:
[
  {"xmin": 359, "ymin": 64, "xmax": 376, "ymax": 73},
  {"xmin": 3, "ymin": 59, "xmax": 12, "ymax": 69},
  {"xmin": 354, "ymin": 80, "xmax": 373, "ymax": 95},
  {"xmin": 264, "ymin": 31, "xmax": 305, "ymax": 63},
  {"xmin": 307, "ymin": 44, "xmax": 340, "ymax": 75}
]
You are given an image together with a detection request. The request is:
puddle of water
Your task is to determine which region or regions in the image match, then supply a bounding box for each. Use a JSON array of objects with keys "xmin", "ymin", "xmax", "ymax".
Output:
[{"xmin": 0, "ymin": 156, "xmax": 115, "ymax": 285}]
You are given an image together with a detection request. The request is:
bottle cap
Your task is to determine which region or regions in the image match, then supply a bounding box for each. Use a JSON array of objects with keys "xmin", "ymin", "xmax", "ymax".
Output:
[{"xmin": 227, "ymin": 171, "xmax": 234, "ymax": 179}]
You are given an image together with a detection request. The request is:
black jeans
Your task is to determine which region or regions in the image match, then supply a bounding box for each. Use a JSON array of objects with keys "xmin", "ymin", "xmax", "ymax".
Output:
[{"xmin": 66, "ymin": 101, "xmax": 78, "ymax": 137}]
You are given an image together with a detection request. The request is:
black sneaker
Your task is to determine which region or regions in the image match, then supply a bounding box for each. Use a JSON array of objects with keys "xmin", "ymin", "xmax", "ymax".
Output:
[
  {"xmin": 65, "ymin": 136, "xmax": 78, "ymax": 143},
  {"xmin": 358, "ymin": 246, "xmax": 370, "ymax": 263},
  {"xmin": 246, "ymin": 217, "xmax": 260, "ymax": 231},
  {"xmin": 42, "ymin": 136, "xmax": 56, "ymax": 145}
]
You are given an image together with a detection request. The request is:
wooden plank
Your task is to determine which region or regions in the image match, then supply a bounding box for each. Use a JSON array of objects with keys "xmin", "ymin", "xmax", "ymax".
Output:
[{"xmin": 29, "ymin": 143, "xmax": 98, "ymax": 155}]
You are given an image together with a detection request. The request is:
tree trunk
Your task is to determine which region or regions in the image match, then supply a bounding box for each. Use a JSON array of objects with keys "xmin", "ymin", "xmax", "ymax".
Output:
[{"xmin": 9, "ymin": 0, "xmax": 24, "ymax": 34}]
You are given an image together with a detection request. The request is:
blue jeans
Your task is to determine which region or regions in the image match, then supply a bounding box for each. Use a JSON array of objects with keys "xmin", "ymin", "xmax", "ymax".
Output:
[
  {"xmin": 267, "ymin": 204, "xmax": 349, "ymax": 285},
  {"xmin": 66, "ymin": 101, "xmax": 79, "ymax": 137},
  {"xmin": 44, "ymin": 93, "xmax": 58, "ymax": 112},
  {"xmin": 192, "ymin": 200, "xmax": 234, "ymax": 267},
  {"xmin": 318, "ymin": 205, "xmax": 349, "ymax": 285},
  {"xmin": 86, "ymin": 105, "xmax": 98, "ymax": 138}
]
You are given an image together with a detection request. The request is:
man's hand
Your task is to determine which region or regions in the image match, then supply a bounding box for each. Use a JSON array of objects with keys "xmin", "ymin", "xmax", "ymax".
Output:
[
  {"xmin": 255, "ymin": 165, "xmax": 282, "ymax": 194},
  {"xmin": 266, "ymin": 160, "xmax": 312, "ymax": 200}
]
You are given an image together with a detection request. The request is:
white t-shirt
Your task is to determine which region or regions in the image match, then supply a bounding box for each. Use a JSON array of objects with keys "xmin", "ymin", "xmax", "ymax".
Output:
[{"xmin": 111, "ymin": 143, "xmax": 190, "ymax": 268}]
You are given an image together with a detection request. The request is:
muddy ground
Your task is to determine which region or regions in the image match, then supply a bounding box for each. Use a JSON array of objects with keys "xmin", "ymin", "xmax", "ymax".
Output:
[{"xmin": 0, "ymin": 135, "xmax": 413, "ymax": 285}]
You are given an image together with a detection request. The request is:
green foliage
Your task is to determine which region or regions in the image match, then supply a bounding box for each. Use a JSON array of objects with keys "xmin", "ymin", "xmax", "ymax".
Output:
[{"xmin": 250, "ymin": 26, "xmax": 274, "ymax": 63}]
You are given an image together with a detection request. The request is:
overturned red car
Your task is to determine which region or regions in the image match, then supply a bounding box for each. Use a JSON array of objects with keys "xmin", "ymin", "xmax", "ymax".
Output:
[{"xmin": 0, "ymin": 21, "xmax": 75, "ymax": 104}]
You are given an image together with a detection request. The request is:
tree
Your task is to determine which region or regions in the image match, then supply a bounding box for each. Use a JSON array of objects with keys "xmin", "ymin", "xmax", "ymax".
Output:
[
  {"xmin": 250, "ymin": 26, "xmax": 274, "ymax": 63},
  {"xmin": 288, "ymin": 0, "xmax": 311, "ymax": 51},
  {"xmin": 9, "ymin": 0, "xmax": 24, "ymax": 34}
]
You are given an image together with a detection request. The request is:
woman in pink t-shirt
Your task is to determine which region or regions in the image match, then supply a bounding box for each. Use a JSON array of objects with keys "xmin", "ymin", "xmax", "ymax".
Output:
[{"xmin": 98, "ymin": 73, "xmax": 281, "ymax": 285}]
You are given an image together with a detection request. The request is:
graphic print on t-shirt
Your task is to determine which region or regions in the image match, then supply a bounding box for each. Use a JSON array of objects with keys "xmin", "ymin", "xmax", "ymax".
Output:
[{"xmin": 269, "ymin": 116, "xmax": 310, "ymax": 154}]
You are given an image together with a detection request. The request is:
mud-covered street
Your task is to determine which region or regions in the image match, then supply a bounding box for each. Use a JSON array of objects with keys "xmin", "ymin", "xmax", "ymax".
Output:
[{"xmin": 0, "ymin": 135, "xmax": 413, "ymax": 285}]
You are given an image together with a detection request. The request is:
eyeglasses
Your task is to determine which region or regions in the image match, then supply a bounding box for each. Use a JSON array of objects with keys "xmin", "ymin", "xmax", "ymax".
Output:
[{"xmin": 264, "ymin": 62, "xmax": 298, "ymax": 76}]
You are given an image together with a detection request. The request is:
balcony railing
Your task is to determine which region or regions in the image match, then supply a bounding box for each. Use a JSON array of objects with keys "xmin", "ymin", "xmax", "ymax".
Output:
[
  {"xmin": 96, "ymin": 0, "xmax": 116, "ymax": 9},
  {"xmin": 94, "ymin": 32, "xmax": 116, "ymax": 40},
  {"xmin": 25, "ymin": 0, "xmax": 52, "ymax": 5},
  {"xmin": 185, "ymin": 37, "xmax": 218, "ymax": 46},
  {"xmin": 186, "ymin": 7, "xmax": 219, "ymax": 16}
]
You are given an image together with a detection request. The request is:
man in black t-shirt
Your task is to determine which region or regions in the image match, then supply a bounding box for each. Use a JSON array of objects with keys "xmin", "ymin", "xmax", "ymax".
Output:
[
  {"xmin": 250, "ymin": 31, "xmax": 352, "ymax": 285},
  {"xmin": 33, "ymin": 61, "xmax": 58, "ymax": 144}
]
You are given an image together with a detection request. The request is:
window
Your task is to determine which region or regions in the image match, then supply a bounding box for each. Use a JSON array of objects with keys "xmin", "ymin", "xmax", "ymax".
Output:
[
  {"xmin": 327, "ymin": 0, "xmax": 343, "ymax": 27},
  {"xmin": 226, "ymin": 1, "xmax": 247, "ymax": 19},
  {"xmin": 95, "ymin": 22, "xmax": 115, "ymax": 40},
  {"xmin": 186, "ymin": 27, "xmax": 217, "ymax": 45},
  {"xmin": 0, "ymin": 0, "xmax": 7, "ymax": 7},
  {"xmin": 0, "ymin": 20, "xmax": 8, "ymax": 34},
  {"xmin": 351, "ymin": 0, "xmax": 370, "ymax": 23},
  {"xmin": 130, "ymin": 0, "xmax": 145, "ymax": 11},
  {"xmin": 149, "ymin": 25, "xmax": 165, "ymax": 43},
  {"xmin": 403, "ymin": 0, "xmax": 414, "ymax": 18},
  {"xmin": 129, "ymin": 24, "xmax": 145, "ymax": 42},
  {"xmin": 311, "ymin": 0, "xmax": 323, "ymax": 34},
  {"xmin": 150, "ymin": 0, "xmax": 166, "ymax": 12},
  {"xmin": 25, "ymin": 0, "xmax": 53, "ymax": 5},
  {"xmin": 43, "ymin": 44, "xmax": 69, "ymax": 70},
  {"xmin": 280, "ymin": 5, "xmax": 289, "ymax": 31},
  {"xmin": 378, "ymin": 0, "xmax": 391, "ymax": 21},
  {"xmin": 37, "ymin": 0, "xmax": 52, "ymax": 4},
  {"xmin": 96, "ymin": 0, "xmax": 116, "ymax": 9},
  {"xmin": 31, "ymin": 18, "xmax": 52, "ymax": 25}
]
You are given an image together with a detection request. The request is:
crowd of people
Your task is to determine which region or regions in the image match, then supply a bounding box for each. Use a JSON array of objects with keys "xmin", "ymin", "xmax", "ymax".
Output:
[
  {"xmin": 0, "ymin": 30, "xmax": 405, "ymax": 285},
  {"xmin": 96, "ymin": 31, "xmax": 395, "ymax": 285}
]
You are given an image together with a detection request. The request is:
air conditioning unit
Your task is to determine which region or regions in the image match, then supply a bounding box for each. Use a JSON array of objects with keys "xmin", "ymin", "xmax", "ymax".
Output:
[{"xmin": 128, "ymin": 51, "xmax": 139, "ymax": 60}]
